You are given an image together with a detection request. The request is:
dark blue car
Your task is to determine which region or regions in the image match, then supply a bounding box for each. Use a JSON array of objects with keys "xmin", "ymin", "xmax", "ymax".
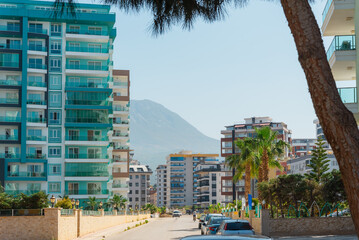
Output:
[{"xmin": 204, "ymin": 216, "xmax": 231, "ymax": 235}]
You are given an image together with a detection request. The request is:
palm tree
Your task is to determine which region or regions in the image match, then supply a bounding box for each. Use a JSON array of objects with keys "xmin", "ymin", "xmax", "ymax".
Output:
[
  {"xmin": 109, "ymin": 194, "xmax": 127, "ymax": 210},
  {"xmin": 54, "ymin": 0, "xmax": 359, "ymax": 235},
  {"xmin": 254, "ymin": 127, "xmax": 287, "ymax": 183},
  {"xmin": 86, "ymin": 197, "xmax": 98, "ymax": 210},
  {"xmin": 226, "ymin": 137, "xmax": 258, "ymax": 205}
]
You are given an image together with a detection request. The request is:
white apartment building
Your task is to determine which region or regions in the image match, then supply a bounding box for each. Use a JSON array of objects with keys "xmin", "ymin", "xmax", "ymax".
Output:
[
  {"xmin": 288, "ymin": 154, "xmax": 339, "ymax": 175},
  {"xmin": 128, "ymin": 165, "xmax": 152, "ymax": 209},
  {"xmin": 156, "ymin": 164, "xmax": 167, "ymax": 207}
]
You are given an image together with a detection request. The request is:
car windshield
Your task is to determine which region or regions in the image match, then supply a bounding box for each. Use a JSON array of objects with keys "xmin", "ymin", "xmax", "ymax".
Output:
[
  {"xmin": 210, "ymin": 217, "xmax": 227, "ymax": 224},
  {"xmin": 226, "ymin": 222, "xmax": 252, "ymax": 230},
  {"xmin": 206, "ymin": 215, "xmax": 221, "ymax": 221}
]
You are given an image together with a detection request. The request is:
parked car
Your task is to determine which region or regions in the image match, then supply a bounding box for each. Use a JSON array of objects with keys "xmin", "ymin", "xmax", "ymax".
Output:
[
  {"xmin": 198, "ymin": 215, "xmax": 206, "ymax": 229},
  {"xmin": 173, "ymin": 210, "xmax": 182, "ymax": 217},
  {"xmin": 181, "ymin": 235, "xmax": 271, "ymax": 240},
  {"xmin": 217, "ymin": 220, "xmax": 255, "ymax": 236},
  {"xmin": 204, "ymin": 216, "xmax": 231, "ymax": 235},
  {"xmin": 201, "ymin": 214, "xmax": 224, "ymax": 235}
]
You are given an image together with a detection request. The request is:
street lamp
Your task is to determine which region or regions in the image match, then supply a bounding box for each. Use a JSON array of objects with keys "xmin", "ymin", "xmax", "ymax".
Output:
[
  {"xmin": 99, "ymin": 201, "xmax": 103, "ymax": 209},
  {"xmin": 71, "ymin": 198, "xmax": 75, "ymax": 209},
  {"xmin": 75, "ymin": 199, "xmax": 80, "ymax": 209},
  {"xmin": 50, "ymin": 195, "xmax": 55, "ymax": 208}
]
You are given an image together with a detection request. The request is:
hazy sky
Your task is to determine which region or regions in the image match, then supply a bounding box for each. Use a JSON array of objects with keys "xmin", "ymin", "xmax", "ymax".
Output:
[{"xmin": 81, "ymin": 0, "xmax": 337, "ymax": 140}]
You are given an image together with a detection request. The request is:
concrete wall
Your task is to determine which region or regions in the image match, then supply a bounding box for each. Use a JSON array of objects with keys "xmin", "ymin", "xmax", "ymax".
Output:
[{"xmin": 0, "ymin": 208, "xmax": 150, "ymax": 240}]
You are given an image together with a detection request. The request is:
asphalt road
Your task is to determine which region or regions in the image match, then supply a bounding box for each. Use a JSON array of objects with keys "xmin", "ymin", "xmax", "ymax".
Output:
[{"xmin": 106, "ymin": 215, "xmax": 200, "ymax": 240}]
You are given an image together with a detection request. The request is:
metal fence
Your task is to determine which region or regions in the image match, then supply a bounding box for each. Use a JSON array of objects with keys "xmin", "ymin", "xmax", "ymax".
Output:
[
  {"xmin": 104, "ymin": 211, "xmax": 114, "ymax": 216},
  {"xmin": 60, "ymin": 209, "xmax": 74, "ymax": 216},
  {"xmin": 82, "ymin": 210, "xmax": 102, "ymax": 216},
  {"xmin": 0, "ymin": 209, "xmax": 44, "ymax": 216}
]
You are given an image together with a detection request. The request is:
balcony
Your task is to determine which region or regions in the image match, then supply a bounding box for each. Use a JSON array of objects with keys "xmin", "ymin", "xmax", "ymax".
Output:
[
  {"xmin": 0, "ymin": 134, "xmax": 18, "ymax": 141},
  {"xmin": 28, "ymin": 81, "xmax": 46, "ymax": 88},
  {"xmin": 28, "ymin": 63, "xmax": 47, "ymax": 70},
  {"xmin": 26, "ymin": 136, "xmax": 46, "ymax": 141},
  {"xmin": 65, "ymin": 171, "xmax": 109, "ymax": 177},
  {"xmin": 5, "ymin": 190, "xmax": 43, "ymax": 195},
  {"xmin": 66, "ymin": 28, "xmax": 109, "ymax": 36},
  {"xmin": 65, "ymin": 135, "xmax": 108, "ymax": 141},
  {"xmin": 27, "ymin": 99, "xmax": 47, "ymax": 108},
  {"xmin": 0, "ymin": 24, "xmax": 20, "ymax": 32},
  {"xmin": 0, "ymin": 43, "xmax": 21, "ymax": 50},
  {"xmin": 65, "ymin": 117, "xmax": 111, "ymax": 126},
  {"xmin": 28, "ymin": 27, "xmax": 48, "ymax": 35},
  {"xmin": 65, "ymin": 99, "xmax": 111, "ymax": 107},
  {"xmin": 65, "ymin": 135, "xmax": 109, "ymax": 146},
  {"xmin": 112, "ymin": 157, "xmax": 128, "ymax": 164},
  {"xmin": 65, "ymin": 79, "xmax": 109, "ymax": 89},
  {"xmin": 26, "ymin": 154, "xmax": 46, "ymax": 159},
  {"xmin": 113, "ymin": 119, "xmax": 129, "ymax": 128},
  {"xmin": 322, "ymin": 0, "xmax": 355, "ymax": 36},
  {"xmin": 27, "ymin": 117, "xmax": 46, "ymax": 124},
  {"xmin": 327, "ymin": 35, "xmax": 356, "ymax": 81},
  {"xmin": 338, "ymin": 87, "xmax": 358, "ymax": 116},
  {"xmin": 66, "ymin": 46, "xmax": 109, "ymax": 53},
  {"xmin": 28, "ymin": 45, "xmax": 47, "ymax": 52},
  {"xmin": 0, "ymin": 61, "xmax": 19, "ymax": 68},
  {"xmin": 7, "ymin": 171, "xmax": 46, "ymax": 178},
  {"xmin": 112, "ymin": 183, "xmax": 128, "ymax": 190},
  {"xmin": 65, "ymin": 153, "xmax": 108, "ymax": 160},
  {"xmin": 65, "ymin": 189, "xmax": 109, "ymax": 195},
  {"xmin": 113, "ymin": 105, "xmax": 129, "ymax": 113},
  {"xmin": 0, "ymin": 116, "xmax": 21, "ymax": 122},
  {"xmin": 66, "ymin": 64, "xmax": 108, "ymax": 71},
  {"xmin": 113, "ymin": 93, "xmax": 129, "ymax": 101},
  {"xmin": 0, "ymin": 98, "xmax": 19, "ymax": 104},
  {"xmin": 0, "ymin": 79, "xmax": 21, "ymax": 86}
]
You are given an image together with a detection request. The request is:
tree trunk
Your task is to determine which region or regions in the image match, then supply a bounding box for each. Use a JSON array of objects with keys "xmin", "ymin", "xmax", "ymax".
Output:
[
  {"xmin": 245, "ymin": 162, "xmax": 251, "ymax": 206},
  {"xmin": 262, "ymin": 149, "xmax": 269, "ymax": 182},
  {"xmin": 280, "ymin": 0, "xmax": 359, "ymax": 235}
]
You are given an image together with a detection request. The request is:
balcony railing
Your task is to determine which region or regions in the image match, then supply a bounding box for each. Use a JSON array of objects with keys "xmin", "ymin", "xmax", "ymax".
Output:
[
  {"xmin": 65, "ymin": 189, "xmax": 109, "ymax": 195},
  {"xmin": 0, "ymin": 116, "xmax": 21, "ymax": 122},
  {"xmin": 322, "ymin": 0, "xmax": 333, "ymax": 22},
  {"xmin": 112, "ymin": 184, "xmax": 128, "ymax": 188},
  {"xmin": 27, "ymin": 117, "xmax": 46, "ymax": 123},
  {"xmin": 66, "ymin": 28, "xmax": 109, "ymax": 36},
  {"xmin": 66, "ymin": 80, "xmax": 108, "ymax": 88},
  {"xmin": 66, "ymin": 46, "xmax": 109, "ymax": 53},
  {"xmin": 66, "ymin": 99, "xmax": 111, "ymax": 106},
  {"xmin": 28, "ymin": 27, "xmax": 47, "ymax": 34},
  {"xmin": 0, "ymin": 98, "xmax": 18, "ymax": 104},
  {"xmin": 327, "ymin": 35, "xmax": 356, "ymax": 60},
  {"xmin": 28, "ymin": 81, "xmax": 46, "ymax": 87},
  {"xmin": 28, "ymin": 63, "xmax": 47, "ymax": 70},
  {"xmin": 0, "ymin": 79, "xmax": 21, "ymax": 86},
  {"xmin": 338, "ymin": 87, "xmax": 357, "ymax": 103},
  {"xmin": 26, "ymin": 154, "xmax": 46, "ymax": 159},
  {"xmin": 66, "ymin": 153, "xmax": 108, "ymax": 159},
  {"xmin": 65, "ymin": 117, "xmax": 111, "ymax": 124},
  {"xmin": 66, "ymin": 64, "xmax": 108, "ymax": 71},
  {"xmin": 0, "ymin": 135, "xmax": 18, "ymax": 141},
  {"xmin": 113, "ymin": 81, "xmax": 128, "ymax": 87},
  {"xmin": 0, "ymin": 25, "xmax": 20, "ymax": 32},
  {"xmin": 27, "ymin": 99, "xmax": 46, "ymax": 105},
  {"xmin": 7, "ymin": 171, "xmax": 46, "ymax": 177},
  {"xmin": 65, "ymin": 171, "xmax": 109, "ymax": 177},
  {"xmin": 26, "ymin": 136, "xmax": 46, "ymax": 141},
  {"xmin": 112, "ymin": 132, "xmax": 129, "ymax": 137},
  {"xmin": 112, "ymin": 158, "xmax": 128, "ymax": 163},
  {"xmin": 0, "ymin": 44, "xmax": 21, "ymax": 50},
  {"xmin": 0, "ymin": 61, "xmax": 19, "ymax": 68},
  {"xmin": 65, "ymin": 136, "xmax": 109, "ymax": 141},
  {"xmin": 113, "ymin": 146, "xmax": 129, "ymax": 150},
  {"xmin": 113, "ymin": 119, "xmax": 129, "ymax": 124},
  {"xmin": 113, "ymin": 106, "xmax": 129, "ymax": 112},
  {"xmin": 28, "ymin": 45, "xmax": 47, "ymax": 52},
  {"xmin": 0, "ymin": 153, "xmax": 20, "ymax": 159},
  {"xmin": 5, "ymin": 190, "xmax": 43, "ymax": 195}
]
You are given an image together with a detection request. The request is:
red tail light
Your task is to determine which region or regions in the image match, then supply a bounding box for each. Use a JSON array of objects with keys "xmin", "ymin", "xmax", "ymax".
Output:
[
  {"xmin": 209, "ymin": 227, "xmax": 216, "ymax": 231},
  {"xmin": 249, "ymin": 223, "xmax": 253, "ymax": 230},
  {"xmin": 224, "ymin": 224, "xmax": 227, "ymax": 230}
]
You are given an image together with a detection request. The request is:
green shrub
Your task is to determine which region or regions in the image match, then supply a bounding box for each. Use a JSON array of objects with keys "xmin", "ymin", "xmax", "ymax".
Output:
[
  {"xmin": 55, "ymin": 197, "xmax": 72, "ymax": 209},
  {"xmin": 145, "ymin": 220, "xmax": 148, "ymax": 223}
]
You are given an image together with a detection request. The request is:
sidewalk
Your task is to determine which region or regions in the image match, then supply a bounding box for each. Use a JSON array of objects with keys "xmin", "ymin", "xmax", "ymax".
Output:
[
  {"xmin": 274, "ymin": 235, "xmax": 358, "ymax": 240},
  {"xmin": 75, "ymin": 217, "xmax": 158, "ymax": 240}
]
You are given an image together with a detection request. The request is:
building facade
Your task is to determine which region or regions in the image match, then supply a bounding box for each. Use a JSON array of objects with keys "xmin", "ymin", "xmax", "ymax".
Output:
[
  {"xmin": 292, "ymin": 138, "xmax": 316, "ymax": 157},
  {"xmin": 128, "ymin": 165, "xmax": 152, "ymax": 209},
  {"xmin": 149, "ymin": 187, "xmax": 157, "ymax": 205},
  {"xmin": 220, "ymin": 117, "xmax": 292, "ymax": 202},
  {"xmin": 166, "ymin": 151, "xmax": 219, "ymax": 208},
  {"xmin": 322, "ymin": 0, "xmax": 359, "ymax": 121},
  {"xmin": 156, "ymin": 164, "xmax": 167, "ymax": 207},
  {"xmin": 288, "ymin": 154, "xmax": 339, "ymax": 175},
  {"xmin": 0, "ymin": 0, "xmax": 129, "ymax": 206}
]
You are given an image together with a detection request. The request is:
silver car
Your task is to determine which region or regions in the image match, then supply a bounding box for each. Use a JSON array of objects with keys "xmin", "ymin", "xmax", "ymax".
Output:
[
  {"xmin": 217, "ymin": 220, "xmax": 255, "ymax": 236},
  {"xmin": 201, "ymin": 214, "xmax": 224, "ymax": 235}
]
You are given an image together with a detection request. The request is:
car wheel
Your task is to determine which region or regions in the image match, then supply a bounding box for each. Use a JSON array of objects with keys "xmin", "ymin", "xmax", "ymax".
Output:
[
  {"xmin": 201, "ymin": 231, "xmax": 203, "ymax": 235},
  {"xmin": 198, "ymin": 224, "xmax": 201, "ymax": 229}
]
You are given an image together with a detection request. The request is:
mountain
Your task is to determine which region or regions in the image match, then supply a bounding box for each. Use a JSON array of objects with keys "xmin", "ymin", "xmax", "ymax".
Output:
[{"xmin": 130, "ymin": 99, "xmax": 220, "ymax": 174}]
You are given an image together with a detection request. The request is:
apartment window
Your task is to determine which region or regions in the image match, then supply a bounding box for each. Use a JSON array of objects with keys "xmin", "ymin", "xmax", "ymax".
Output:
[
  {"xmin": 50, "ymin": 41, "xmax": 61, "ymax": 54},
  {"xmin": 29, "ymin": 40, "xmax": 43, "ymax": 51},
  {"xmin": 88, "ymin": 26, "xmax": 102, "ymax": 35},
  {"xmin": 50, "ymin": 58, "xmax": 61, "ymax": 72},
  {"xmin": 49, "ymin": 92, "xmax": 61, "ymax": 107},
  {"xmin": 29, "ymin": 23, "xmax": 43, "ymax": 33},
  {"xmin": 29, "ymin": 58, "xmax": 43, "ymax": 69},
  {"xmin": 49, "ymin": 75, "xmax": 61, "ymax": 90},
  {"xmin": 0, "ymin": 53, "xmax": 19, "ymax": 68},
  {"xmin": 68, "ymin": 183, "xmax": 79, "ymax": 195},
  {"xmin": 51, "ymin": 23, "xmax": 62, "ymax": 36},
  {"xmin": 69, "ymin": 60, "xmax": 80, "ymax": 69},
  {"xmin": 68, "ymin": 42, "xmax": 80, "ymax": 51},
  {"xmin": 88, "ymin": 44, "xmax": 101, "ymax": 53},
  {"xmin": 135, "ymin": 175, "xmax": 139, "ymax": 179},
  {"xmin": 48, "ymin": 182, "xmax": 61, "ymax": 193},
  {"xmin": 129, "ymin": 197, "xmax": 132, "ymax": 202},
  {"xmin": 135, "ymin": 183, "xmax": 139, "ymax": 187},
  {"xmin": 129, "ymin": 190, "xmax": 132, "ymax": 194},
  {"xmin": 88, "ymin": 183, "xmax": 101, "ymax": 194},
  {"xmin": 6, "ymin": 22, "xmax": 20, "ymax": 31},
  {"xmin": 48, "ymin": 164, "xmax": 61, "ymax": 175},
  {"xmin": 48, "ymin": 147, "xmax": 61, "ymax": 158},
  {"xmin": 27, "ymin": 129, "xmax": 42, "ymax": 137},
  {"xmin": 27, "ymin": 183, "xmax": 41, "ymax": 192},
  {"xmin": 88, "ymin": 61, "xmax": 101, "ymax": 70},
  {"xmin": 135, "ymin": 190, "xmax": 139, "ymax": 194},
  {"xmin": 49, "ymin": 110, "xmax": 61, "ymax": 125},
  {"xmin": 68, "ymin": 25, "xmax": 80, "ymax": 34},
  {"xmin": 88, "ymin": 148, "xmax": 101, "ymax": 159},
  {"xmin": 135, "ymin": 197, "xmax": 139, "ymax": 202},
  {"xmin": 68, "ymin": 147, "xmax": 79, "ymax": 158},
  {"xmin": 129, "ymin": 175, "xmax": 132, "ymax": 179},
  {"xmin": 48, "ymin": 127, "xmax": 61, "ymax": 143},
  {"xmin": 129, "ymin": 183, "xmax": 132, "ymax": 187}
]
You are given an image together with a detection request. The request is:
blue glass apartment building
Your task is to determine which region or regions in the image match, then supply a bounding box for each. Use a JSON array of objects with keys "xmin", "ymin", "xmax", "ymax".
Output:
[{"xmin": 0, "ymin": 0, "xmax": 130, "ymax": 205}]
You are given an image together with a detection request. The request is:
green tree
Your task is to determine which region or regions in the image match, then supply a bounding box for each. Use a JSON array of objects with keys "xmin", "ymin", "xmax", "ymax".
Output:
[
  {"xmin": 322, "ymin": 169, "xmax": 347, "ymax": 204},
  {"xmin": 18, "ymin": 191, "xmax": 49, "ymax": 209},
  {"xmin": 55, "ymin": 197, "xmax": 73, "ymax": 209},
  {"xmin": 226, "ymin": 137, "xmax": 258, "ymax": 205},
  {"xmin": 142, "ymin": 203, "xmax": 158, "ymax": 214},
  {"xmin": 109, "ymin": 194, "xmax": 127, "ymax": 210},
  {"xmin": 305, "ymin": 138, "xmax": 330, "ymax": 183},
  {"xmin": 86, "ymin": 197, "xmax": 98, "ymax": 210},
  {"xmin": 55, "ymin": 0, "xmax": 359, "ymax": 234}
]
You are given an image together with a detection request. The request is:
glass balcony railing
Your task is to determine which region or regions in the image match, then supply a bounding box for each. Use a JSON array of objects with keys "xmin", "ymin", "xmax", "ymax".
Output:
[
  {"xmin": 27, "ymin": 99, "xmax": 46, "ymax": 105},
  {"xmin": 322, "ymin": 0, "xmax": 333, "ymax": 22},
  {"xmin": 0, "ymin": 79, "xmax": 21, "ymax": 86},
  {"xmin": 0, "ymin": 153, "xmax": 20, "ymax": 159},
  {"xmin": 65, "ymin": 171, "xmax": 109, "ymax": 177},
  {"xmin": 66, "ymin": 64, "xmax": 108, "ymax": 71},
  {"xmin": 26, "ymin": 136, "xmax": 46, "ymax": 141},
  {"xmin": 28, "ymin": 81, "xmax": 46, "ymax": 87},
  {"xmin": 28, "ymin": 63, "xmax": 47, "ymax": 70},
  {"xmin": 66, "ymin": 80, "xmax": 108, "ymax": 88},
  {"xmin": 113, "ymin": 81, "xmax": 128, "ymax": 87},
  {"xmin": 66, "ymin": 46, "xmax": 109, "ymax": 53},
  {"xmin": 0, "ymin": 98, "xmax": 19, "ymax": 104},
  {"xmin": 0, "ymin": 116, "xmax": 21, "ymax": 122},
  {"xmin": 65, "ymin": 136, "xmax": 109, "ymax": 141},
  {"xmin": 112, "ymin": 158, "xmax": 128, "ymax": 163},
  {"xmin": 5, "ymin": 190, "xmax": 43, "ymax": 195},
  {"xmin": 112, "ymin": 132, "xmax": 129, "ymax": 137},
  {"xmin": 65, "ymin": 153, "xmax": 108, "ymax": 159},
  {"xmin": 28, "ymin": 45, "xmax": 47, "ymax": 51},
  {"xmin": 338, "ymin": 87, "xmax": 357, "ymax": 103},
  {"xmin": 66, "ymin": 99, "xmax": 111, "ymax": 106},
  {"xmin": 65, "ymin": 189, "xmax": 109, "ymax": 195},
  {"xmin": 27, "ymin": 117, "xmax": 46, "ymax": 123},
  {"xmin": 0, "ymin": 135, "xmax": 18, "ymax": 141},
  {"xmin": 26, "ymin": 154, "xmax": 46, "ymax": 159},
  {"xmin": 28, "ymin": 27, "xmax": 47, "ymax": 35},
  {"xmin": 112, "ymin": 184, "xmax": 128, "ymax": 188},
  {"xmin": 113, "ymin": 106, "xmax": 129, "ymax": 112},
  {"xmin": 113, "ymin": 146, "xmax": 129, "ymax": 150},
  {"xmin": 327, "ymin": 35, "xmax": 356, "ymax": 60},
  {"xmin": 66, "ymin": 28, "xmax": 109, "ymax": 36},
  {"xmin": 0, "ymin": 44, "xmax": 21, "ymax": 50},
  {"xmin": 65, "ymin": 117, "xmax": 111, "ymax": 124},
  {"xmin": 8, "ymin": 171, "xmax": 46, "ymax": 177},
  {"xmin": 113, "ymin": 119, "xmax": 129, "ymax": 124},
  {"xmin": 0, "ymin": 25, "xmax": 20, "ymax": 32},
  {"xmin": 0, "ymin": 61, "xmax": 19, "ymax": 68}
]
